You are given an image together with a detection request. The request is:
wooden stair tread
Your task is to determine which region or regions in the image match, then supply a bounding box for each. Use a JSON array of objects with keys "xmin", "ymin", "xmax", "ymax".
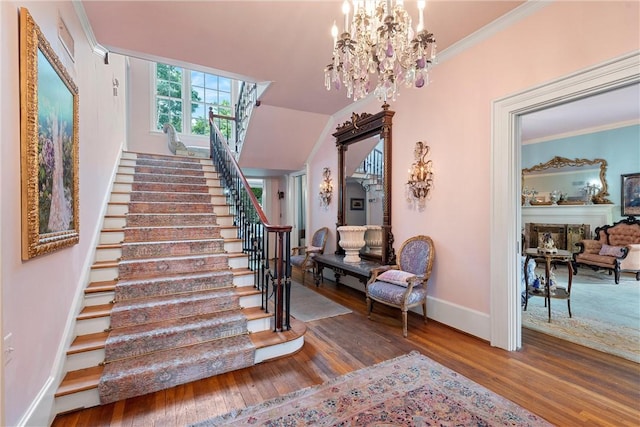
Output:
[
  {"xmin": 55, "ymin": 366, "xmax": 103, "ymax": 397},
  {"xmin": 232, "ymin": 267, "xmax": 253, "ymax": 276},
  {"xmin": 85, "ymin": 280, "xmax": 117, "ymax": 294},
  {"xmin": 242, "ymin": 306, "xmax": 271, "ymax": 320},
  {"xmin": 251, "ymin": 318, "xmax": 306, "ymax": 349},
  {"xmin": 96, "ymin": 243, "xmax": 121, "ymax": 250},
  {"xmin": 236, "ymin": 288, "xmax": 261, "ymax": 297},
  {"xmin": 69, "ymin": 332, "xmax": 109, "ymax": 354},
  {"xmin": 92, "ymin": 260, "xmax": 118, "ymax": 269},
  {"xmin": 78, "ymin": 304, "xmax": 113, "ymax": 320}
]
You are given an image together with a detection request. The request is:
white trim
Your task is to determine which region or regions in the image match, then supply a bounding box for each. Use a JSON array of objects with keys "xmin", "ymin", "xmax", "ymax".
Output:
[
  {"xmin": 491, "ymin": 52, "xmax": 640, "ymax": 351},
  {"xmin": 44, "ymin": 144, "xmax": 126, "ymax": 425},
  {"xmin": 17, "ymin": 376, "xmax": 55, "ymax": 427},
  {"xmin": 437, "ymin": 1, "xmax": 551, "ymax": 65},
  {"xmin": 522, "ymin": 118, "xmax": 640, "ymax": 145},
  {"xmin": 72, "ymin": 0, "xmax": 108, "ymax": 59}
]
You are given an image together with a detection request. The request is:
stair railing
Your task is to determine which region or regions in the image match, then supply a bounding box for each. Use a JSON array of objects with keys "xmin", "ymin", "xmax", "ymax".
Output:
[
  {"xmin": 234, "ymin": 82, "xmax": 257, "ymax": 155},
  {"xmin": 209, "ymin": 108, "xmax": 293, "ymax": 332}
]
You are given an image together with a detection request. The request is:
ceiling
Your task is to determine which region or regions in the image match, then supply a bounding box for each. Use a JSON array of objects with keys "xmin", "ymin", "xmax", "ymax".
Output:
[
  {"xmin": 81, "ymin": 1, "xmax": 639, "ymax": 146},
  {"xmin": 81, "ymin": 0, "xmax": 525, "ymax": 116}
]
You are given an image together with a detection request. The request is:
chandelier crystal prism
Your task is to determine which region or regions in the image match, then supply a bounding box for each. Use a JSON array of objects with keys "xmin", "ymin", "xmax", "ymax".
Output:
[{"xmin": 324, "ymin": 0, "xmax": 437, "ymax": 102}]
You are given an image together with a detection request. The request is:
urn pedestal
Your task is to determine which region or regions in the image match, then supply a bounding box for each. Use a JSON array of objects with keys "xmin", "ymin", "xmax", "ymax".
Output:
[
  {"xmin": 364, "ymin": 225, "xmax": 383, "ymax": 255},
  {"xmin": 337, "ymin": 225, "xmax": 367, "ymax": 263}
]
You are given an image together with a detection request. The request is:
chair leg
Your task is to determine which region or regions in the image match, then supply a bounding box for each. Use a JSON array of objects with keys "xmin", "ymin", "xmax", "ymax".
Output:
[
  {"xmin": 422, "ymin": 302, "xmax": 427, "ymax": 324},
  {"xmin": 366, "ymin": 297, "xmax": 373, "ymax": 319},
  {"xmin": 567, "ymin": 299, "xmax": 572, "ymax": 318},
  {"xmin": 402, "ymin": 310, "xmax": 408, "ymax": 338}
]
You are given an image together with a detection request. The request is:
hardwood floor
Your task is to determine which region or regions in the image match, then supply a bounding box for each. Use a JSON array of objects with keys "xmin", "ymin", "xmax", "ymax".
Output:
[{"xmin": 52, "ymin": 277, "xmax": 640, "ymax": 426}]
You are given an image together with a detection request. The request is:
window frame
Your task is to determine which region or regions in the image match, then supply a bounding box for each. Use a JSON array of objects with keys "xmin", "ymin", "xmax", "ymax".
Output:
[{"xmin": 151, "ymin": 63, "xmax": 237, "ymax": 141}]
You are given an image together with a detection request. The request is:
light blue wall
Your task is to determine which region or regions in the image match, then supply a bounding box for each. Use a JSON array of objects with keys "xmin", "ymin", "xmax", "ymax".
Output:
[{"xmin": 522, "ymin": 124, "xmax": 640, "ymax": 208}]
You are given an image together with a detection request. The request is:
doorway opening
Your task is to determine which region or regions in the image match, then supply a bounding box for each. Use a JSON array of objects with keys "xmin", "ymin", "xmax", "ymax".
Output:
[{"xmin": 490, "ymin": 52, "xmax": 639, "ymax": 351}]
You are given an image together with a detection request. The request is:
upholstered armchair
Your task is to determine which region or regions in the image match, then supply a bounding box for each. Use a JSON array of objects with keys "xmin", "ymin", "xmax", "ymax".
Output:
[
  {"xmin": 366, "ymin": 235, "xmax": 435, "ymax": 337},
  {"xmin": 290, "ymin": 227, "xmax": 329, "ymax": 284},
  {"xmin": 573, "ymin": 217, "xmax": 640, "ymax": 284}
]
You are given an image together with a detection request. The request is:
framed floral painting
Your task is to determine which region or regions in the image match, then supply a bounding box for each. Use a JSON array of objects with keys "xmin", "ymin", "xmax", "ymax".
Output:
[
  {"xmin": 621, "ymin": 173, "xmax": 640, "ymax": 217},
  {"xmin": 20, "ymin": 8, "xmax": 79, "ymax": 260}
]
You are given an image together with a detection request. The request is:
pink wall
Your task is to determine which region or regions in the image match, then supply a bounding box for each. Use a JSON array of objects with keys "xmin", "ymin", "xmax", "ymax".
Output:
[
  {"xmin": 1, "ymin": 2, "xmax": 127, "ymax": 425},
  {"xmin": 309, "ymin": 2, "xmax": 639, "ymax": 317}
]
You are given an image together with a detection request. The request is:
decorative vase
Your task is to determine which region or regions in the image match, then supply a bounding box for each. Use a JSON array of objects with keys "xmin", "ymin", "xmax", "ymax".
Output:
[
  {"xmin": 364, "ymin": 225, "xmax": 383, "ymax": 255},
  {"xmin": 337, "ymin": 225, "xmax": 367, "ymax": 263}
]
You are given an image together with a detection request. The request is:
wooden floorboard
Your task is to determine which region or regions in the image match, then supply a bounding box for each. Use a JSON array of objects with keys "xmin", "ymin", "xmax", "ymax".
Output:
[{"xmin": 52, "ymin": 276, "xmax": 640, "ymax": 427}]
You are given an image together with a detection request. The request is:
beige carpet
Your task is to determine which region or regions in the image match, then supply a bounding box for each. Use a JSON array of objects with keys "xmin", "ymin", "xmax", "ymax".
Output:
[
  {"xmin": 523, "ymin": 269, "xmax": 639, "ymax": 363},
  {"xmin": 289, "ymin": 280, "xmax": 352, "ymax": 322}
]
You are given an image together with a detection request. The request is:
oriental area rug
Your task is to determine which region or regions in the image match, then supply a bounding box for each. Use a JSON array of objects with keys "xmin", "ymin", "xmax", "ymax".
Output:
[
  {"xmin": 522, "ymin": 269, "xmax": 639, "ymax": 363},
  {"xmin": 191, "ymin": 351, "xmax": 552, "ymax": 426}
]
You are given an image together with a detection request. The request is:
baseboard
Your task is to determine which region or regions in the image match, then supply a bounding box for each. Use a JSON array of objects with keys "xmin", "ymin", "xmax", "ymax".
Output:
[
  {"xmin": 323, "ymin": 273, "xmax": 491, "ymax": 342},
  {"xmin": 16, "ymin": 376, "xmax": 55, "ymax": 427}
]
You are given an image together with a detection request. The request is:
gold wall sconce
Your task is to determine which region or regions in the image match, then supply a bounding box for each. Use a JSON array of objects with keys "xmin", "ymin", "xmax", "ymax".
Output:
[
  {"xmin": 406, "ymin": 141, "xmax": 434, "ymax": 210},
  {"xmin": 319, "ymin": 167, "xmax": 333, "ymax": 207}
]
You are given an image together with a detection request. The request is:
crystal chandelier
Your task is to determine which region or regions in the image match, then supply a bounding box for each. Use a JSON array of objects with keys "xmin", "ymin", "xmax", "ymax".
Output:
[{"xmin": 324, "ymin": 0, "xmax": 437, "ymax": 102}]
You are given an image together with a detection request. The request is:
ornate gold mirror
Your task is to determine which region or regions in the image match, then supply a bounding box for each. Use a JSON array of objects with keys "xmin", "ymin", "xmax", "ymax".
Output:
[
  {"xmin": 522, "ymin": 156, "xmax": 612, "ymax": 205},
  {"xmin": 334, "ymin": 104, "xmax": 395, "ymax": 264}
]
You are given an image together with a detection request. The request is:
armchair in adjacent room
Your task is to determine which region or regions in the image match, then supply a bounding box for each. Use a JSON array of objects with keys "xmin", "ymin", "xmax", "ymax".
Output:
[
  {"xmin": 290, "ymin": 227, "xmax": 329, "ymax": 284},
  {"xmin": 365, "ymin": 235, "xmax": 435, "ymax": 337}
]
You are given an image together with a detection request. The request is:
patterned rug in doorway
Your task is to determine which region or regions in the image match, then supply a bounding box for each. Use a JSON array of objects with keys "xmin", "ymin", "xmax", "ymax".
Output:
[{"xmin": 190, "ymin": 351, "xmax": 551, "ymax": 426}]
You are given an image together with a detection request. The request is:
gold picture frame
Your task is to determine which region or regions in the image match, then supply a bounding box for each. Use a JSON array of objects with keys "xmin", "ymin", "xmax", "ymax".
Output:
[{"xmin": 20, "ymin": 8, "xmax": 79, "ymax": 260}]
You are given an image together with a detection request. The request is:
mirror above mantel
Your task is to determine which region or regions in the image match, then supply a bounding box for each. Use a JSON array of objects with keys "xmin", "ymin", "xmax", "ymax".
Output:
[{"xmin": 522, "ymin": 156, "xmax": 613, "ymax": 206}]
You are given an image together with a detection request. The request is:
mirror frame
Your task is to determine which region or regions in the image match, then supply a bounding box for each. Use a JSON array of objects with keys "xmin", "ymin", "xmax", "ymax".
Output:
[
  {"xmin": 522, "ymin": 156, "xmax": 612, "ymax": 204},
  {"xmin": 334, "ymin": 104, "xmax": 395, "ymax": 265}
]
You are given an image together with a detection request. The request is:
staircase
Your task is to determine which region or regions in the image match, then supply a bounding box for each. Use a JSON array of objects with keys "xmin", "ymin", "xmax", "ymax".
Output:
[{"xmin": 54, "ymin": 152, "xmax": 305, "ymax": 414}]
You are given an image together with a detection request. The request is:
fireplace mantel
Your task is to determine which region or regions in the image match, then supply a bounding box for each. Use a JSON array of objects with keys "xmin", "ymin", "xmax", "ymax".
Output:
[{"xmin": 522, "ymin": 205, "xmax": 616, "ymax": 239}]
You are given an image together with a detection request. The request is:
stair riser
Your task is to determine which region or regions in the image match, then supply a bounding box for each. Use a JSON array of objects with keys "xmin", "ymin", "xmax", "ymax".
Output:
[
  {"xmin": 109, "ymin": 193, "xmax": 130, "ymax": 203},
  {"xmin": 100, "ymin": 231, "xmax": 124, "ymax": 245},
  {"xmin": 107, "ymin": 204, "xmax": 127, "ymax": 216},
  {"xmin": 103, "ymin": 216, "xmax": 126, "ymax": 229},
  {"xmin": 220, "ymin": 227, "xmax": 238, "ymax": 239},
  {"xmin": 125, "ymin": 214, "xmax": 217, "ymax": 227},
  {"xmin": 133, "ymin": 165, "xmax": 207, "ymax": 177},
  {"xmin": 118, "ymin": 255, "xmax": 229, "ymax": 280},
  {"xmin": 123, "ymin": 226, "xmax": 221, "ymax": 242},
  {"xmin": 131, "ymin": 182, "xmax": 210, "ymax": 194},
  {"xmin": 90, "ymin": 266, "xmax": 118, "ymax": 283},
  {"xmin": 112, "ymin": 182, "xmax": 132, "ymax": 193},
  {"xmin": 216, "ymin": 216, "xmax": 234, "ymax": 226},
  {"xmin": 84, "ymin": 291, "xmax": 114, "ymax": 306},
  {"xmin": 75, "ymin": 316, "xmax": 110, "ymax": 336},
  {"xmin": 96, "ymin": 239, "xmax": 239, "ymax": 262},
  {"xmin": 213, "ymin": 205, "xmax": 230, "ymax": 215},
  {"xmin": 133, "ymin": 174, "xmax": 207, "ymax": 185},
  {"xmin": 121, "ymin": 240, "xmax": 225, "ymax": 259},
  {"xmin": 90, "ymin": 270, "xmax": 255, "ymax": 296},
  {"xmin": 110, "ymin": 295, "xmax": 241, "ymax": 330},
  {"xmin": 105, "ymin": 316, "xmax": 249, "ymax": 362},
  {"xmin": 55, "ymin": 388, "xmax": 100, "ymax": 416},
  {"xmin": 127, "ymin": 202, "xmax": 214, "ymax": 214},
  {"xmin": 94, "ymin": 247, "xmax": 121, "ymax": 263},
  {"xmin": 115, "ymin": 174, "xmax": 133, "ymax": 183},
  {"xmin": 228, "ymin": 256, "xmax": 248, "ymax": 270},
  {"xmin": 129, "ymin": 192, "xmax": 213, "ymax": 203},
  {"xmin": 113, "ymin": 273, "xmax": 235, "ymax": 302},
  {"xmin": 66, "ymin": 348, "xmax": 105, "ymax": 373},
  {"xmin": 135, "ymin": 159, "xmax": 204, "ymax": 170},
  {"xmin": 119, "ymin": 159, "xmax": 136, "ymax": 168}
]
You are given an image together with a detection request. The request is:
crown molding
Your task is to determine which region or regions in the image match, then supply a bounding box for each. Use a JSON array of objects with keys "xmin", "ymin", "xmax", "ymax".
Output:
[
  {"xmin": 73, "ymin": 0, "xmax": 108, "ymax": 59},
  {"xmin": 522, "ymin": 119, "xmax": 640, "ymax": 145},
  {"xmin": 437, "ymin": 0, "xmax": 552, "ymax": 65}
]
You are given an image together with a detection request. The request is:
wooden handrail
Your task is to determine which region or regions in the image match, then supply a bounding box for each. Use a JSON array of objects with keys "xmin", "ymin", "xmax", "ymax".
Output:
[{"xmin": 208, "ymin": 108, "xmax": 291, "ymax": 234}]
